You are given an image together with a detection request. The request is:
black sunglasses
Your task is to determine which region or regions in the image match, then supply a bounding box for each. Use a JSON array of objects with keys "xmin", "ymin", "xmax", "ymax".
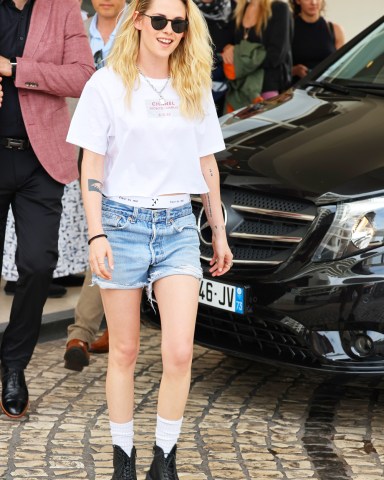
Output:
[
  {"xmin": 93, "ymin": 49, "xmax": 104, "ymax": 70},
  {"xmin": 141, "ymin": 13, "xmax": 188, "ymax": 34}
]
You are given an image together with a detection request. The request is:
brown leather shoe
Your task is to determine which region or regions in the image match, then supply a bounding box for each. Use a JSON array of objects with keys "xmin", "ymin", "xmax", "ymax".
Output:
[
  {"xmin": 64, "ymin": 339, "xmax": 89, "ymax": 371},
  {"xmin": 89, "ymin": 329, "xmax": 109, "ymax": 354}
]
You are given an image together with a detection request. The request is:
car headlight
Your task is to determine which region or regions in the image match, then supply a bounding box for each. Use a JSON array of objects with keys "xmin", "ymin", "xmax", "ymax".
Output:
[{"xmin": 314, "ymin": 197, "xmax": 384, "ymax": 261}]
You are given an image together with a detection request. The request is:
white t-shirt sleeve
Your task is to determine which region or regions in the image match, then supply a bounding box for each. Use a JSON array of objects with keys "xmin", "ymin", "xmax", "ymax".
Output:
[
  {"xmin": 66, "ymin": 79, "xmax": 111, "ymax": 155},
  {"xmin": 195, "ymin": 92, "xmax": 226, "ymax": 158}
]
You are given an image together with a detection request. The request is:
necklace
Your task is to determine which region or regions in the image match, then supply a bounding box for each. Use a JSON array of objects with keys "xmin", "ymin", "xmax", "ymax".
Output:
[{"xmin": 136, "ymin": 66, "xmax": 170, "ymax": 105}]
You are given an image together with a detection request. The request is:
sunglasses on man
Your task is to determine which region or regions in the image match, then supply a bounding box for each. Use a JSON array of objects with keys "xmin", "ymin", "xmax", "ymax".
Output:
[{"xmin": 141, "ymin": 13, "xmax": 189, "ymax": 34}]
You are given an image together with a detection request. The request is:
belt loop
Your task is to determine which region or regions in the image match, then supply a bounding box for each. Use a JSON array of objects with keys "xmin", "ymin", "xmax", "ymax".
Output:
[
  {"xmin": 166, "ymin": 209, "xmax": 172, "ymax": 225},
  {"xmin": 131, "ymin": 207, "xmax": 139, "ymax": 223}
]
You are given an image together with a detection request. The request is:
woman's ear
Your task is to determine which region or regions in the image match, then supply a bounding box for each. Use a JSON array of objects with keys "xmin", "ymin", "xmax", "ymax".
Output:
[{"xmin": 133, "ymin": 11, "xmax": 143, "ymax": 31}]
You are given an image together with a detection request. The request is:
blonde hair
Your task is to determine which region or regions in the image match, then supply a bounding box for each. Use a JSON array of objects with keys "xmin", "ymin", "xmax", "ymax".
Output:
[
  {"xmin": 108, "ymin": 0, "xmax": 213, "ymax": 118},
  {"xmin": 234, "ymin": 0, "xmax": 273, "ymax": 36}
]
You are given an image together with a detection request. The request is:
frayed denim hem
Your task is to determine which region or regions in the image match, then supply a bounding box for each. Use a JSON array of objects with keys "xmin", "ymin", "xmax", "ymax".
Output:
[{"xmin": 146, "ymin": 265, "xmax": 203, "ymax": 311}]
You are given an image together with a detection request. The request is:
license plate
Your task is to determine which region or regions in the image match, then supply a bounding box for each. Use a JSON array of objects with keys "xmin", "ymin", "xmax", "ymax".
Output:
[{"xmin": 199, "ymin": 278, "xmax": 245, "ymax": 314}]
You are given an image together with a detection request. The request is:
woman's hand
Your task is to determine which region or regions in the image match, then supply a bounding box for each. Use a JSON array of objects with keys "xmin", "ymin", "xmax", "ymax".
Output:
[
  {"xmin": 221, "ymin": 44, "xmax": 235, "ymax": 65},
  {"xmin": 292, "ymin": 64, "xmax": 309, "ymax": 79},
  {"xmin": 209, "ymin": 234, "xmax": 233, "ymax": 277},
  {"xmin": 89, "ymin": 236, "xmax": 114, "ymax": 280}
]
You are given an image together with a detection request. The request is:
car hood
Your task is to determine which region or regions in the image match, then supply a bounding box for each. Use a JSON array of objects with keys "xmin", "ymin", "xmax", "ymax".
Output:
[{"xmin": 217, "ymin": 88, "xmax": 384, "ymax": 205}]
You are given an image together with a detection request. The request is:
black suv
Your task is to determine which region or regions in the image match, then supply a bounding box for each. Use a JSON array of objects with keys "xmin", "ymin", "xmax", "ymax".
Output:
[{"xmin": 145, "ymin": 16, "xmax": 384, "ymax": 374}]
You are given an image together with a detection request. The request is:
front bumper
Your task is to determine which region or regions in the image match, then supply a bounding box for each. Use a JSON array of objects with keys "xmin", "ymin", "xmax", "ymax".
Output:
[
  {"xmin": 191, "ymin": 249, "xmax": 384, "ymax": 373},
  {"xmin": 144, "ymin": 250, "xmax": 384, "ymax": 374}
]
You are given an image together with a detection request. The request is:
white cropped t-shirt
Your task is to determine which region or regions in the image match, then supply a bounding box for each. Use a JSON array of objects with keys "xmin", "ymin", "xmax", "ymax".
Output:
[{"xmin": 66, "ymin": 67, "xmax": 225, "ymax": 197}]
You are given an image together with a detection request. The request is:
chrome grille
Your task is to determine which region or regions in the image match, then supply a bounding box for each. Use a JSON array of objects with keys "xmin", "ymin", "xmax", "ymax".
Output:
[{"xmin": 193, "ymin": 188, "xmax": 317, "ymax": 268}]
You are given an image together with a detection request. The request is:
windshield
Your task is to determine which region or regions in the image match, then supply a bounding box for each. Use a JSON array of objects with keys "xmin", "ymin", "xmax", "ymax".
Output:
[{"xmin": 318, "ymin": 22, "xmax": 384, "ymax": 86}]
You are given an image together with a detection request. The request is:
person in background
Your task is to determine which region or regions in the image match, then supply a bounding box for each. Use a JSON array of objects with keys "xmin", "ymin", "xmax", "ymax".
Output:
[
  {"xmin": 64, "ymin": 0, "xmax": 128, "ymax": 372},
  {"xmin": 289, "ymin": 0, "xmax": 345, "ymax": 83},
  {"xmin": 1, "ymin": 0, "xmax": 96, "ymax": 300},
  {"xmin": 87, "ymin": 0, "xmax": 128, "ymax": 70},
  {"xmin": 78, "ymin": 0, "xmax": 89, "ymax": 21},
  {"xmin": 2, "ymin": 183, "xmax": 89, "ymax": 299},
  {"xmin": 67, "ymin": 0, "xmax": 232, "ymax": 477},
  {"xmin": 222, "ymin": 0, "xmax": 293, "ymax": 112},
  {"xmin": 0, "ymin": 0, "xmax": 94, "ymax": 419},
  {"xmin": 194, "ymin": 0, "xmax": 235, "ymax": 116}
]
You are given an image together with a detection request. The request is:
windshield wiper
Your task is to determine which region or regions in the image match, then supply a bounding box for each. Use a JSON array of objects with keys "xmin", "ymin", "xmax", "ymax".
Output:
[
  {"xmin": 342, "ymin": 81, "xmax": 384, "ymax": 90},
  {"xmin": 302, "ymin": 80, "xmax": 351, "ymax": 95}
]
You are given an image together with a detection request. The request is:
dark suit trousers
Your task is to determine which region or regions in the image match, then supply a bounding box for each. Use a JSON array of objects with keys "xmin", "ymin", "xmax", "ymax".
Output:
[{"xmin": 0, "ymin": 146, "xmax": 64, "ymax": 369}]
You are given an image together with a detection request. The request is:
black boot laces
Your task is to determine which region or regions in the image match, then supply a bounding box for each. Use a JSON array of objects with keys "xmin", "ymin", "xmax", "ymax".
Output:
[
  {"xmin": 115, "ymin": 447, "xmax": 136, "ymax": 480},
  {"xmin": 122, "ymin": 461, "xmax": 135, "ymax": 480},
  {"xmin": 163, "ymin": 449, "xmax": 178, "ymax": 480},
  {"xmin": 123, "ymin": 452, "xmax": 136, "ymax": 480}
]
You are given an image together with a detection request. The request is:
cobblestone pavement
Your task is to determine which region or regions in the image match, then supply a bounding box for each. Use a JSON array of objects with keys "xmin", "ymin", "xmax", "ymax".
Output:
[{"xmin": 1, "ymin": 323, "xmax": 384, "ymax": 480}]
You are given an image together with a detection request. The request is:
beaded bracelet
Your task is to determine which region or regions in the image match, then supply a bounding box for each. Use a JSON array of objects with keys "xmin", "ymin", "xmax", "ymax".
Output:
[{"xmin": 88, "ymin": 234, "xmax": 108, "ymax": 245}]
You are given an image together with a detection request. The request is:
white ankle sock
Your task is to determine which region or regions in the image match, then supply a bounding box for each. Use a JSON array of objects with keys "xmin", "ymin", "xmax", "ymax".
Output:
[
  {"xmin": 155, "ymin": 414, "xmax": 183, "ymax": 457},
  {"xmin": 110, "ymin": 420, "xmax": 134, "ymax": 457}
]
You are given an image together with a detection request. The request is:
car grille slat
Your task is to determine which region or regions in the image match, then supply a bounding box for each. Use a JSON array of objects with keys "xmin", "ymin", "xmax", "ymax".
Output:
[
  {"xmin": 200, "ymin": 244, "xmax": 287, "ymax": 265},
  {"xmin": 231, "ymin": 217, "xmax": 308, "ymax": 244},
  {"xmin": 231, "ymin": 204, "xmax": 315, "ymax": 222},
  {"xmin": 232, "ymin": 191, "xmax": 315, "ymax": 218}
]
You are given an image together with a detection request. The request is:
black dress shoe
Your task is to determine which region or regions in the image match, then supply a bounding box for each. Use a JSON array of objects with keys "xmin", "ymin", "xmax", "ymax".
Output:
[
  {"xmin": 0, "ymin": 368, "xmax": 29, "ymax": 419},
  {"xmin": 4, "ymin": 280, "xmax": 67, "ymax": 298},
  {"xmin": 112, "ymin": 445, "xmax": 137, "ymax": 480},
  {"xmin": 146, "ymin": 445, "xmax": 179, "ymax": 480}
]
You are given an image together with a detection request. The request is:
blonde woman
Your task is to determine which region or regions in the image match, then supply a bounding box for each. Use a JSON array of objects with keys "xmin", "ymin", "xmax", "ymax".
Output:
[
  {"xmin": 222, "ymin": 0, "xmax": 293, "ymax": 110},
  {"xmin": 67, "ymin": 0, "xmax": 232, "ymax": 478}
]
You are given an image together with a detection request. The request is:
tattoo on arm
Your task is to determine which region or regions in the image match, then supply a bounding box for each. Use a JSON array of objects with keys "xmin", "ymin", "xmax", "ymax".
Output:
[
  {"xmin": 88, "ymin": 179, "xmax": 103, "ymax": 194},
  {"xmin": 202, "ymin": 168, "xmax": 214, "ymax": 182},
  {"xmin": 202, "ymin": 193, "xmax": 213, "ymax": 218},
  {"xmin": 214, "ymin": 225, "xmax": 225, "ymax": 231}
]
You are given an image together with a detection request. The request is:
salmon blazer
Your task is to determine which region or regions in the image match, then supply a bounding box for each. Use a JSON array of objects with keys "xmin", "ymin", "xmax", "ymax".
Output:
[{"xmin": 14, "ymin": 0, "xmax": 95, "ymax": 184}]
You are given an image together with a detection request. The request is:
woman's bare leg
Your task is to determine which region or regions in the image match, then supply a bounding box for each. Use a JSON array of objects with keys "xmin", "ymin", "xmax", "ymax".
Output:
[
  {"xmin": 101, "ymin": 288, "xmax": 142, "ymax": 422},
  {"xmin": 154, "ymin": 275, "xmax": 200, "ymax": 419}
]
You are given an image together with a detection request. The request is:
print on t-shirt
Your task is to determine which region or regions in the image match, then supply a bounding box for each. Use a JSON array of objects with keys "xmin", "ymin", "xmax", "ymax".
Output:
[{"xmin": 146, "ymin": 99, "xmax": 179, "ymax": 118}]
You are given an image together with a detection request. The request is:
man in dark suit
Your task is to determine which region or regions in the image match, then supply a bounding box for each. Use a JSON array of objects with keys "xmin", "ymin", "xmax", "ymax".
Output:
[{"xmin": 0, "ymin": 0, "xmax": 94, "ymax": 418}]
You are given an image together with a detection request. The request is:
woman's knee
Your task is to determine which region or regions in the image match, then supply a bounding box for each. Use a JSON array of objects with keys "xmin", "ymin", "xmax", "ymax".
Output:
[
  {"xmin": 162, "ymin": 342, "xmax": 193, "ymax": 373},
  {"xmin": 109, "ymin": 340, "xmax": 140, "ymax": 369}
]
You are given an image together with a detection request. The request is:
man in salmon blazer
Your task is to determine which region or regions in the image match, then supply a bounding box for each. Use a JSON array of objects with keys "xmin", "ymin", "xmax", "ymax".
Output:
[{"xmin": 0, "ymin": 0, "xmax": 95, "ymax": 419}]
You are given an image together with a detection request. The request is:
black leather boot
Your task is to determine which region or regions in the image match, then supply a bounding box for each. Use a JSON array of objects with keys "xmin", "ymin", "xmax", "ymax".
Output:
[
  {"xmin": 111, "ymin": 445, "xmax": 137, "ymax": 480},
  {"xmin": 146, "ymin": 444, "xmax": 179, "ymax": 480},
  {"xmin": 0, "ymin": 367, "xmax": 29, "ymax": 418}
]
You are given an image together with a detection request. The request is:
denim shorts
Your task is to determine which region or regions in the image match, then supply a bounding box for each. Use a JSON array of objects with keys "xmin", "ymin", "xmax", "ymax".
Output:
[{"xmin": 93, "ymin": 198, "xmax": 202, "ymax": 299}]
